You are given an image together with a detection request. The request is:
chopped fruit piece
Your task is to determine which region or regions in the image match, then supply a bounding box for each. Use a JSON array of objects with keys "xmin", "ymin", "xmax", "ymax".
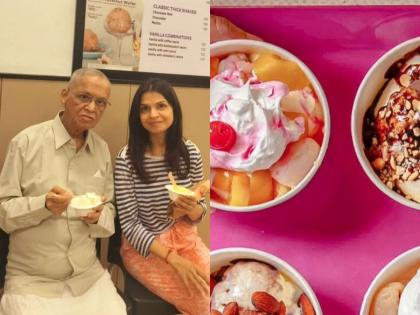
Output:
[
  {"xmin": 212, "ymin": 169, "xmax": 233, "ymax": 202},
  {"xmin": 311, "ymin": 125, "xmax": 324, "ymax": 147},
  {"xmin": 211, "ymin": 57, "xmax": 220, "ymax": 78},
  {"xmin": 218, "ymin": 53, "xmax": 253, "ymax": 75},
  {"xmin": 223, "ymin": 302, "xmax": 239, "ymax": 315},
  {"xmin": 283, "ymin": 111, "xmax": 308, "ymax": 141},
  {"xmin": 298, "ymin": 293, "xmax": 316, "ymax": 315},
  {"xmin": 248, "ymin": 52, "xmax": 260, "ymax": 62},
  {"xmin": 211, "ymin": 121, "xmax": 237, "ymax": 152},
  {"xmin": 270, "ymin": 138, "xmax": 320, "ymax": 187},
  {"xmin": 253, "ymin": 53, "xmax": 310, "ymax": 90},
  {"xmin": 249, "ymin": 170, "xmax": 274, "ymax": 205},
  {"xmin": 251, "ymin": 291, "xmax": 281, "ymax": 313},
  {"xmin": 210, "ymin": 189, "xmax": 226, "ymax": 204},
  {"xmin": 229, "ymin": 172, "xmax": 250, "ymax": 206},
  {"xmin": 373, "ymin": 282, "xmax": 404, "ymax": 315},
  {"xmin": 274, "ymin": 182, "xmax": 291, "ymax": 198},
  {"xmin": 281, "ymin": 89, "xmax": 323, "ymax": 137},
  {"xmin": 211, "ymin": 310, "xmax": 223, "ymax": 315}
]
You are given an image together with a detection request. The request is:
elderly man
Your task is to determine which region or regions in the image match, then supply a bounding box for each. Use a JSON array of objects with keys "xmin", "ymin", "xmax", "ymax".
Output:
[{"xmin": 0, "ymin": 69, "xmax": 126, "ymax": 315}]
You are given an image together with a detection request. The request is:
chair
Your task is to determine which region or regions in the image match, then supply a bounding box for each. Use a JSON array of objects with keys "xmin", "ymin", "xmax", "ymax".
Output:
[
  {"xmin": 0, "ymin": 228, "xmax": 133, "ymax": 315},
  {"xmin": 0, "ymin": 229, "xmax": 8, "ymax": 290},
  {"xmin": 107, "ymin": 214, "xmax": 179, "ymax": 315}
]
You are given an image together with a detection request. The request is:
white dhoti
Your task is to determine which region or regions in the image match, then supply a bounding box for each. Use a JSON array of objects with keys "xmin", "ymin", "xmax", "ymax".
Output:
[{"xmin": 0, "ymin": 272, "xmax": 126, "ymax": 315}]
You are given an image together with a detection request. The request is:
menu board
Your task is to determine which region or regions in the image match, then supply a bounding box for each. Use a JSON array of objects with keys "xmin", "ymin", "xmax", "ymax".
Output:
[{"xmin": 81, "ymin": 0, "xmax": 209, "ymax": 78}]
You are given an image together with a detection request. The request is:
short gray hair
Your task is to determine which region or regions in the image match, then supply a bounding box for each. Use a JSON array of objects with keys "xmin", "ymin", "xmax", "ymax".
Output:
[{"xmin": 68, "ymin": 68, "xmax": 111, "ymax": 89}]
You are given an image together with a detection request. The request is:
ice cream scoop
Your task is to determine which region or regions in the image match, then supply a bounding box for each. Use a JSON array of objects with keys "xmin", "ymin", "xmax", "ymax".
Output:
[
  {"xmin": 373, "ymin": 282, "xmax": 404, "ymax": 315},
  {"xmin": 211, "ymin": 261, "xmax": 303, "ymax": 315},
  {"xmin": 71, "ymin": 192, "xmax": 102, "ymax": 209},
  {"xmin": 398, "ymin": 269, "xmax": 420, "ymax": 315}
]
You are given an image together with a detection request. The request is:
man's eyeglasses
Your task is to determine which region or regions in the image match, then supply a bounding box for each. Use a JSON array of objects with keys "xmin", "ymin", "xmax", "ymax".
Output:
[{"xmin": 70, "ymin": 91, "xmax": 111, "ymax": 109}]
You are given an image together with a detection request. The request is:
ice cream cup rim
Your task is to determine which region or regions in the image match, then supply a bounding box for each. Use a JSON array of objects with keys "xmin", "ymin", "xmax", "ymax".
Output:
[
  {"xmin": 210, "ymin": 39, "xmax": 331, "ymax": 212},
  {"xmin": 211, "ymin": 247, "xmax": 323, "ymax": 315},
  {"xmin": 164, "ymin": 184, "xmax": 195, "ymax": 197},
  {"xmin": 359, "ymin": 246, "xmax": 420, "ymax": 315},
  {"xmin": 351, "ymin": 36, "xmax": 420, "ymax": 211}
]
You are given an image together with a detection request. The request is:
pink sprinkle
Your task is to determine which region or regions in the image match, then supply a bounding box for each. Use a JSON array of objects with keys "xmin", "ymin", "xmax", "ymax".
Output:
[
  {"xmin": 242, "ymin": 145, "xmax": 255, "ymax": 159},
  {"xmin": 272, "ymin": 116, "xmax": 283, "ymax": 128}
]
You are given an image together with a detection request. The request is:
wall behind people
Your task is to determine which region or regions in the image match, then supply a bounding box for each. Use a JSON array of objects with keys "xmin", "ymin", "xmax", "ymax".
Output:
[{"xmin": 0, "ymin": 78, "xmax": 210, "ymax": 246}]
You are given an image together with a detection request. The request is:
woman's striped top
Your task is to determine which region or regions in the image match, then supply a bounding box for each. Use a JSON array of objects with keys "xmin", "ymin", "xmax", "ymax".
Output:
[{"xmin": 114, "ymin": 140, "xmax": 204, "ymax": 257}]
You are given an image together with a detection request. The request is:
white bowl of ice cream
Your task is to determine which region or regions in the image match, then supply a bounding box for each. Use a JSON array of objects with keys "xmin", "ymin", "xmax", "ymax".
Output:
[
  {"xmin": 165, "ymin": 184, "xmax": 195, "ymax": 201},
  {"xmin": 70, "ymin": 192, "xmax": 102, "ymax": 216},
  {"xmin": 352, "ymin": 37, "xmax": 420, "ymax": 210},
  {"xmin": 210, "ymin": 39, "xmax": 330, "ymax": 212},
  {"xmin": 360, "ymin": 246, "xmax": 420, "ymax": 315},
  {"xmin": 211, "ymin": 247, "xmax": 322, "ymax": 315}
]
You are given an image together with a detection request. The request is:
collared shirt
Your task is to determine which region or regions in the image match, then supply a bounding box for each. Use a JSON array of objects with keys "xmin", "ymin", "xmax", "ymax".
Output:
[{"xmin": 0, "ymin": 113, "xmax": 115, "ymax": 298}]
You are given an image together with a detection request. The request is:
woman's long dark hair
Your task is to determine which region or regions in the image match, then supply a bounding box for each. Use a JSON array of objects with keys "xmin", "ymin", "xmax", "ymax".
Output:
[{"xmin": 128, "ymin": 78, "xmax": 190, "ymax": 183}]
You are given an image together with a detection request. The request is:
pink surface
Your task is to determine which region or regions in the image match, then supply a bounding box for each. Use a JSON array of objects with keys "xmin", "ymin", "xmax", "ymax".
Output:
[{"xmin": 210, "ymin": 6, "xmax": 420, "ymax": 315}]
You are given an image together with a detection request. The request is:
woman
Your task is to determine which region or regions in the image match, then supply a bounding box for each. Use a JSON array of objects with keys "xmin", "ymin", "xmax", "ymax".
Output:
[{"xmin": 114, "ymin": 78, "xmax": 209, "ymax": 315}]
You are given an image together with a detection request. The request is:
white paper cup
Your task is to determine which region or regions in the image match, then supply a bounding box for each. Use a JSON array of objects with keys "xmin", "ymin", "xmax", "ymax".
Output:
[
  {"xmin": 69, "ymin": 206, "xmax": 94, "ymax": 217},
  {"xmin": 351, "ymin": 37, "xmax": 420, "ymax": 210},
  {"xmin": 70, "ymin": 194, "xmax": 102, "ymax": 216},
  {"xmin": 360, "ymin": 246, "xmax": 420, "ymax": 315},
  {"xmin": 210, "ymin": 39, "xmax": 330, "ymax": 212},
  {"xmin": 211, "ymin": 247, "xmax": 323, "ymax": 315},
  {"xmin": 165, "ymin": 184, "xmax": 195, "ymax": 201}
]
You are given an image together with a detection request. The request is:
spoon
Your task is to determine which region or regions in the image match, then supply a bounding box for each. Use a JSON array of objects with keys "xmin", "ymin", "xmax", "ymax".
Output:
[{"xmin": 168, "ymin": 172, "xmax": 177, "ymax": 188}]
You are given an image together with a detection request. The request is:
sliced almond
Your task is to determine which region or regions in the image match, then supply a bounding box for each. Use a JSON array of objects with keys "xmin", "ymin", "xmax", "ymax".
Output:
[
  {"xmin": 251, "ymin": 291, "xmax": 281, "ymax": 313},
  {"xmin": 400, "ymin": 74, "xmax": 411, "ymax": 87},
  {"xmin": 298, "ymin": 293, "xmax": 316, "ymax": 315},
  {"xmin": 223, "ymin": 302, "xmax": 239, "ymax": 315}
]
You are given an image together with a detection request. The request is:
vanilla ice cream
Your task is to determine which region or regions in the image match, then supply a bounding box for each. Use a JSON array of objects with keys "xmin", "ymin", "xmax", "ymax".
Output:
[
  {"xmin": 211, "ymin": 261, "xmax": 303, "ymax": 315},
  {"xmin": 398, "ymin": 269, "xmax": 420, "ymax": 315},
  {"xmin": 71, "ymin": 192, "xmax": 101, "ymax": 209}
]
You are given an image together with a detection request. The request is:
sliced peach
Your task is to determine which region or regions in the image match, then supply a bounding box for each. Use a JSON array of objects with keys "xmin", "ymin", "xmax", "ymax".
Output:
[
  {"xmin": 274, "ymin": 181, "xmax": 291, "ymax": 198},
  {"xmin": 281, "ymin": 89, "xmax": 323, "ymax": 137},
  {"xmin": 210, "ymin": 57, "xmax": 220, "ymax": 78},
  {"xmin": 283, "ymin": 111, "xmax": 308, "ymax": 141},
  {"xmin": 211, "ymin": 168, "xmax": 232, "ymax": 202},
  {"xmin": 249, "ymin": 170, "xmax": 274, "ymax": 205},
  {"xmin": 311, "ymin": 124, "xmax": 324, "ymax": 147},
  {"xmin": 281, "ymin": 90, "xmax": 314, "ymax": 114},
  {"xmin": 210, "ymin": 189, "xmax": 226, "ymax": 204},
  {"xmin": 248, "ymin": 52, "xmax": 261, "ymax": 63},
  {"xmin": 270, "ymin": 138, "xmax": 320, "ymax": 187},
  {"xmin": 253, "ymin": 53, "xmax": 310, "ymax": 90},
  {"xmin": 372, "ymin": 283, "xmax": 404, "ymax": 315},
  {"xmin": 229, "ymin": 172, "xmax": 250, "ymax": 207},
  {"xmin": 307, "ymin": 98, "xmax": 324, "ymax": 137}
]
